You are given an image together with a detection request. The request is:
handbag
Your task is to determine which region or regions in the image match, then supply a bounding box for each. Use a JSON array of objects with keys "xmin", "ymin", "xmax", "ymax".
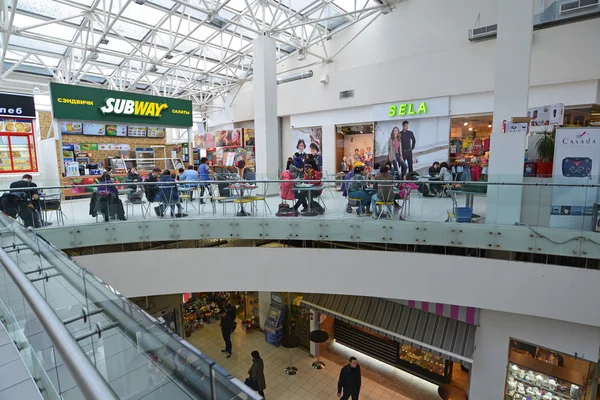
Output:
[{"xmin": 244, "ymin": 377, "xmax": 258, "ymax": 390}]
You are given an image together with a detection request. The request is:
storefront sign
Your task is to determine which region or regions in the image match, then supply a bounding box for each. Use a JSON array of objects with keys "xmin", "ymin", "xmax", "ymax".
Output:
[
  {"xmin": 0, "ymin": 93, "xmax": 36, "ymax": 118},
  {"xmin": 528, "ymin": 103, "xmax": 564, "ymax": 130},
  {"xmin": 50, "ymin": 82, "xmax": 193, "ymax": 127},
  {"xmin": 372, "ymin": 97, "xmax": 449, "ymax": 121}
]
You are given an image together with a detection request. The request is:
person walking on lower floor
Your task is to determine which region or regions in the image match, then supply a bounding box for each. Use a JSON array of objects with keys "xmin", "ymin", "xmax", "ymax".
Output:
[
  {"xmin": 220, "ymin": 310, "xmax": 234, "ymax": 358},
  {"xmin": 337, "ymin": 357, "xmax": 361, "ymax": 400},
  {"xmin": 248, "ymin": 350, "xmax": 266, "ymax": 397}
]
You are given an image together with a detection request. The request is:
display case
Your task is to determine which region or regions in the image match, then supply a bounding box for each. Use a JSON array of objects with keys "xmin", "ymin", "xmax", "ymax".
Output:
[
  {"xmin": 505, "ymin": 352, "xmax": 586, "ymax": 400},
  {"xmin": 0, "ymin": 132, "xmax": 37, "ymax": 173},
  {"xmin": 398, "ymin": 344, "xmax": 453, "ymax": 384},
  {"xmin": 133, "ymin": 148, "xmax": 155, "ymax": 172}
]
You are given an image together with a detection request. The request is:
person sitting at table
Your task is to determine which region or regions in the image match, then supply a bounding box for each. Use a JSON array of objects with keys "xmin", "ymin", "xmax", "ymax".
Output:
[
  {"xmin": 155, "ymin": 170, "xmax": 186, "ymax": 218},
  {"xmin": 347, "ymin": 165, "xmax": 371, "ymax": 216},
  {"xmin": 144, "ymin": 167, "xmax": 161, "ymax": 203},
  {"xmin": 179, "ymin": 165, "xmax": 200, "ymax": 201},
  {"xmin": 371, "ymin": 163, "xmax": 380, "ymax": 177},
  {"xmin": 177, "ymin": 167, "xmax": 185, "ymax": 181},
  {"xmin": 370, "ymin": 165, "xmax": 395, "ymax": 218},
  {"xmin": 126, "ymin": 167, "xmax": 143, "ymax": 203},
  {"xmin": 95, "ymin": 173, "xmax": 126, "ymax": 222},
  {"xmin": 0, "ymin": 174, "xmax": 44, "ymax": 228},
  {"xmin": 429, "ymin": 162, "xmax": 453, "ymax": 197},
  {"xmin": 292, "ymin": 160, "xmax": 321, "ymax": 214},
  {"xmin": 428, "ymin": 162, "xmax": 441, "ymax": 177}
]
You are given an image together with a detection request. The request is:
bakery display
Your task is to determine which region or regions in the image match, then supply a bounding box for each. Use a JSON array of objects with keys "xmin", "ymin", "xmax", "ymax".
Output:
[
  {"xmin": 399, "ymin": 345, "xmax": 446, "ymax": 376},
  {"xmin": 505, "ymin": 361, "xmax": 583, "ymax": 400}
]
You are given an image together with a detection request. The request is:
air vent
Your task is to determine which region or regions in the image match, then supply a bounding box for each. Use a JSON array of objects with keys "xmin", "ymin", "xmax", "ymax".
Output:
[
  {"xmin": 469, "ymin": 24, "xmax": 498, "ymax": 41},
  {"xmin": 560, "ymin": 0, "xmax": 598, "ymax": 14},
  {"xmin": 339, "ymin": 90, "xmax": 354, "ymax": 99}
]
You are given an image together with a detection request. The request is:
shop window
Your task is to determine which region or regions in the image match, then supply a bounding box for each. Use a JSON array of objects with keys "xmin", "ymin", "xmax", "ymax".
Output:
[
  {"xmin": 0, "ymin": 132, "xmax": 38, "ymax": 173},
  {"xmin": 449, "ymin": 115, "xmax": 492, "ymax": 181},
  {"xmin": 335, "ymin": 123, "xmax": 374, "ymax": 174}
]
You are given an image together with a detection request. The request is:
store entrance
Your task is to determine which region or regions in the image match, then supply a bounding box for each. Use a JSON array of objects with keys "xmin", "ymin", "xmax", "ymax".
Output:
[
  {"xmin": 335, "ymin": 123, "xmax": 374, "ymax": 174},
  {"xmin": 449, "ymin": 115, "xmax": 492, "ymax": 181}
]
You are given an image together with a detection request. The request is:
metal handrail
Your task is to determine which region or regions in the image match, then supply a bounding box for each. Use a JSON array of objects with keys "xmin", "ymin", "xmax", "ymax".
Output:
[{"xmin": 0, "ymin": 248, "xmax": 119, "ymax": 400}]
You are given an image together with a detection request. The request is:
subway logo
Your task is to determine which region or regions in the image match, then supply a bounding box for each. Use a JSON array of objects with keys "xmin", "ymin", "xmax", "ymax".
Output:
[{"xmin": 100, "ymin": 98, "xmax": 168, "ymax": 117}]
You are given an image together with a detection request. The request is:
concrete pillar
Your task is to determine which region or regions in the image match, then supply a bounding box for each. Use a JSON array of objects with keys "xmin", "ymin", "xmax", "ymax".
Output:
[
  {"xmin": 253, "ymin": 35, "xmax": 279, "ymax": 180},
  {"xmin": 486, "ymin": 0, "xmax": 534, "ymax": 225},
  {"xmin": 258, "ymin": 291, "xmax": 271, "ymax": 330}
]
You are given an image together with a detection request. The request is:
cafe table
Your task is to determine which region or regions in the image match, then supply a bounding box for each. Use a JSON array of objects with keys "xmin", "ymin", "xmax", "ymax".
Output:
[
  {"xmin": 227, "ymin": 183, "xmax": 257, "ymax": 216},
  {"xmin": 294, "ymin": 184, "xmax": 325, "ymax": 216}
]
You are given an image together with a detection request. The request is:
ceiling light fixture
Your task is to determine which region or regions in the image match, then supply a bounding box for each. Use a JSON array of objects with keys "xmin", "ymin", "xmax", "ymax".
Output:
[
  {"xmin": 90, "ymin": 52, "xmax": 99, "ymax": 60},
  {"xmin": 99, "ymin": 38, "xmax": 109, "ymax": 45},
  {"xmin": 463, "ymin": 122, "xmax": 468, "ymax": 126},
  {"xmin": 150, "ymin": 66, "xmax": 158, "ymax": 73}
]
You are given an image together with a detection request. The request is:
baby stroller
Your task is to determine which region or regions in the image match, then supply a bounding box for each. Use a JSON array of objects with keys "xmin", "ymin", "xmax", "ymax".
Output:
[{"xmin": 341, "ymin": 177, "xmax": 360, "ymax": 214}]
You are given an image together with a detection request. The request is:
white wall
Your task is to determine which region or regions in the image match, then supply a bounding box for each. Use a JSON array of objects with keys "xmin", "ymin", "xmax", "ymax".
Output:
[
  {"xmin": 221, "ymin": 0, "xmax": 600, "ymax": 122},
  {"xmin": 470, "ymin": 309, "xmax": 600, "ymax": 398},
  {"xmin": 74, "ymin": 248, "xmax": 600, "ymax": 328}
]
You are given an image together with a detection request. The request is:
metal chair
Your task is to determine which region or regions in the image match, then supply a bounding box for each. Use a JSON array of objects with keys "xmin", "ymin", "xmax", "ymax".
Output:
[
  {"xmin": 249, "ymin": 182, "xmax": 272, "ymax": 215},
  {"xmin": 40, "ymin": 193, "xmax": 66, "ymax": 226}
]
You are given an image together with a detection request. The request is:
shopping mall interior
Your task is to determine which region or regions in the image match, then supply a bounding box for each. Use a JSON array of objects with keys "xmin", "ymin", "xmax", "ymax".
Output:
[{"xmin": 0, "ymin": 0, "xmax": 599, "ymax": 399}]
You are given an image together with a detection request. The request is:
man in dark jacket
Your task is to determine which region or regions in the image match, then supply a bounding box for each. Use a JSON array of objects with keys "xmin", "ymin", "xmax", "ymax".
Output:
[
  {"xmin": 337, "ymin": 357, "xmax": 361, "ymax": 399},
  {"xmin": 220, "ymin": 310, "xmax": 234, "ymax": 358},
  {"xmin": 400, "ymin": 120, "xmax": 416, "ymax": 173},
  {"xmin": 144, "ymin": 167, "xmax": 161, "ymax": 203},
  {"xmin": 2, "ymin": 174, "xmax": 42, "ymax": 228}
]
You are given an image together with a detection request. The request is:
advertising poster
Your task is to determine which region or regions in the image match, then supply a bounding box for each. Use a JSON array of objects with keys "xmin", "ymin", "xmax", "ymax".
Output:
[
  {"xmin": 194, "ymin": 131, "xmax": 216, "ymax": 148},
  {"xmin": 291, "ymin": 126, "xmax": 322, "ymax": 171},
  {"xmin": 128, "ymin": 126, "xmax": 147, "ymax": 137},
  {"xmin": 373, "ymin": 117, "xmax": 450, "ymax": 172},
  {"xmin": 60, "ymin": 122, "xmax": 83, "ymax": 135},
  {"xmin": 79, "ymin": 143, "xmax": 99, "ymax": 151},
  {"xmin": 105, "ymin": 125, "xmax": 127, "ymax": 137},
  {"xmin": 244, "ymin": 128, "xmax": 255, "ymax": 146},
  {"xmin": 549, "ymin": 128, "xmax": 600, "ymax": 230},
  {"xmin": 83, "ymin": 123, "xmax": 105, "ymax": 136},
  {"xmin": 215, "ymin": 129, "xmax": 242, "ymax": 147},
  {"xmin": 528, "ymin": 103, "xmax": 565, "ymax": 129},
  {"xmin": 0, "ymin": 119, "xmax": 33, "ymax": 133},
  {"xmin": 343, "ymin": 133, "xmax": 374, "ymax": 167},
  {"xmin": 65, "ymin": 161, "xmax": 80, "ymax": 177},
  {"xmin": 147, "ymin": 127, "xmax": 166, "ymax": 138}
]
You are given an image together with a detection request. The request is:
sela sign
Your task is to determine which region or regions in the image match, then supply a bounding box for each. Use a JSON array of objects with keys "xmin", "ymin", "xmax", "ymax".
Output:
[
  {"xmin": 372, "ymin": 96, "xmax": 449, "ymax": 121},
  {"xmin": 49, "ymin": 82, "xmax": 193, "ymax": 127},
  {"xmin": 100, "ymin": 98, "xmax": 169, "ymax": 118},
  {"xmin": 0, "ymin": 92, "xmax": 36, "ymax": 118}
]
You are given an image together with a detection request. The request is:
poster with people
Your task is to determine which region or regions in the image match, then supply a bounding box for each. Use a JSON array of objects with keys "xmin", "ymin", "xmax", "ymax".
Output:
[
  {"xmin": 343, "ymin": 134, "xmax": 374, "ymax": 169},
  {"xmin": 292, "ymin": 126, "xmax": 322, "ymax": 171},
  {"xmin": 194, "ymin": 131, "xmax": 216, "ymax": 148},
  {"xmin": 215, "ymin": 129, "xmax": 242, "ymax": 147},
  {"xmin": 374, "ymin": 117, "xmax": 449, "ymax": 177},
  {"xmin": 244, "ymin": 128, "xmax": 255, "ymax": 146}
]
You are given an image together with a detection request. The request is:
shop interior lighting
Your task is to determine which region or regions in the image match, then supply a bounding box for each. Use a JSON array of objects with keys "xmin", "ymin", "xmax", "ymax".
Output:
[
  {"xmin": 463, "ymin": 122, "xmax": 469, "ymax": 126},
  {"xmin": 468, "ymin": 127, "xmax": 473, "ymax": 131},
  {"xmin": 488, "ymin": 124, "xmax": 492, "ymax": 128}
]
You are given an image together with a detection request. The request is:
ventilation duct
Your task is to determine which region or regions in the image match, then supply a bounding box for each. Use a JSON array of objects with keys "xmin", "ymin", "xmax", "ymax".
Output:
[{"xmin": 276, "ymin": 70, "xmax": 313, "ymax": 85}]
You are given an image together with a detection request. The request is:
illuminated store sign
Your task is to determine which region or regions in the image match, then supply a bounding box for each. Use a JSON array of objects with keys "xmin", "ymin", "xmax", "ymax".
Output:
[
  {"xmin": 388, "ymin": 102, "xmax": 428, "ymax": 117},
  {"xmin": 372, "ymin": 97, "xmax": 449, "ymax": 121}
]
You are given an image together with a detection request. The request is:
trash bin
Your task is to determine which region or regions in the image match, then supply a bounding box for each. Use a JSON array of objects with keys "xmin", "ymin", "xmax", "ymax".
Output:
[{"xmin": 456, "ymin": 207, "xmax": 473, "ymax": 223}]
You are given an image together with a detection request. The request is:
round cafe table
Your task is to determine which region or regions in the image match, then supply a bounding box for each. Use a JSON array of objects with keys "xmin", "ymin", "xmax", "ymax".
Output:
[
  {"xmin": 308, "ymin": 330, "xmax": 329, "ymax": 369},
  {"xmin": 437, "ymin": 384, "xmax": 468, "ymax": 400},
  {"xmin": 281, "ymin": 335, "xmax": 301, "ymax": 375}
]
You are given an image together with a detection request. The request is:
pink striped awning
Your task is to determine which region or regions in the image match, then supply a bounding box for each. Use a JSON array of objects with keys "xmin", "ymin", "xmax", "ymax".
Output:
[{"xmin": 390, "ymin": 299, "xmax": 479, "ymax": 326}]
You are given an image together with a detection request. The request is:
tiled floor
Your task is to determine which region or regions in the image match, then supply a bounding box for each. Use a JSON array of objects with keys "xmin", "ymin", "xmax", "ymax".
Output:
[
  {"xmin": 186, "ymin": 319, "xmax": 456, "ymax": 400},
  {"xmin": 40, "ymin": 187, "xmax": 486, "ymax": 228}
]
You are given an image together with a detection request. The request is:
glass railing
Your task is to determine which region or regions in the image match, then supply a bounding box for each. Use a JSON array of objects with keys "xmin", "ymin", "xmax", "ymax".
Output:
[
  {"xmin": 1, "ymin": 175, "xmax": 598, "ymax": 234},
  {"xmin": 0, "ymin": 214, "xmax": 261, "ymax": 400}
]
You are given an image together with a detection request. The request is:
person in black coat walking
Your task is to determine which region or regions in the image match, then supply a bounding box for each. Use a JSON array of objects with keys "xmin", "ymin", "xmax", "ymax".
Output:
[
  {"xmin": 337, "ymin": 357, "xmax": 361, "ymax": 400},
  {"xmin": 220, "ymin": 310, "xmax": 234, "ymax": 358}
]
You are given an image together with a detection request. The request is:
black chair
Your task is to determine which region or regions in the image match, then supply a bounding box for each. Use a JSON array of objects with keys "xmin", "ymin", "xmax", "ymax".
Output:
[
  {"xmin": 281, "ymin": 335, "xmax": 300, "ymax": 375},
  {"xmin": 308, "ymin": 330, "xmax": 329, "ymax": 369}
]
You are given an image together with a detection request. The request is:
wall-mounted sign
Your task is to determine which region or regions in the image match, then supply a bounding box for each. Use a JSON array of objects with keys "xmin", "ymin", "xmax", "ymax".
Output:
[
  {"xmin": 0, "ymin": 93, "xmax": 36, "ymax": 119},
  {"xmin": 528, "ymin": 103, "xmax": 564, "ymax": 129},
  {"xmin": 49, "ymin": 82, "xmax": 193, "ymax": 127},
  {"xmin": 60, "ymin": 122, "xmax": 83, "ymax": 134},
  {"xmin": 372, "ymin": 96, "xmax": 449, "ymax": 121}
]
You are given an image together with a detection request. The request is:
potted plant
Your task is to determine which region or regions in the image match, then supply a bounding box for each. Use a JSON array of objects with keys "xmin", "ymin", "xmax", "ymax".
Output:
[{"xmin": 535, "ymin": 127, "xmax": 555, "ymax": 177}]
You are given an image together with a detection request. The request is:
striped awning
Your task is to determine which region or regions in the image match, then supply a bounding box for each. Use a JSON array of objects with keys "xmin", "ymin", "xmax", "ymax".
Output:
[{"xmin": 302, "ymin": 293, "xmax": 477, "ymax": 364}]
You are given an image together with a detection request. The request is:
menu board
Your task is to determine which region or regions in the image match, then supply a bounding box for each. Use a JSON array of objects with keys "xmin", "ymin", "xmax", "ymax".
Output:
[
  {"xmin": 106, "ymin": 125, "xmax": 128, "ymax": 137},
  {"xmin": 83, "ymin": 123, "xmax": 105, "ymax": 136},
  {"xmin": 0, "ymin": 119, "xmax": 33, "ymax": 133},
  {"xmin": 147, "ymin": 127, "xmax": 165, "ymax": 138},
  {"xmin": 127, "ymin": 126, "xmax": 147, "ymax": 137},
  {"xmin": 60, "ymin": 121, "xmax": 83, "ymax": 134}
]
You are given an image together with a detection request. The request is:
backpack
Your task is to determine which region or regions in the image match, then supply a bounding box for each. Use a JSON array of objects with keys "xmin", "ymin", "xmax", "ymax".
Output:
[
  {"xmin": 276, "ymin": 203, "xmax": 296, "ymax": 217},
  {"xmin": 310, "ymin": 200, "xmax": 325, "ymax": 215}
]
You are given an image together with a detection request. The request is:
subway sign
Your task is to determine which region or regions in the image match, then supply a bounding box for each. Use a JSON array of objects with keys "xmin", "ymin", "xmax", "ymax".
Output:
[
  {"xmin": 50, "ymin": 82, "xmax": 193, "ymax": 127},
  {"xmin": 388, "ymin": 102, "xmax": 428, "ymax": 117}
]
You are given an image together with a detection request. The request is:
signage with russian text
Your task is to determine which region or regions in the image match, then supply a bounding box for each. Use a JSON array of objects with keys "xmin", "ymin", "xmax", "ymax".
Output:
[
  {"xmin": 0, "ymin": 93, "xmax": 36, "ymax": 119},
  {"xmin": 50, "ymin": 82, "xmax": 193, "ymax": 127}
]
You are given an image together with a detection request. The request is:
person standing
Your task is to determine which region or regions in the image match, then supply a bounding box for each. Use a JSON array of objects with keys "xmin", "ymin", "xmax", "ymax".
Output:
[
  {"xmin": 248, "ymin": 350, "xmax": 266, "ymax": 397},
  {"xmin": 400, "ymin": 120, "xmax": 416, "ymax": 174},
  {"xmin": 220, "ymin": 310, "xmax": 233, "ymax": 358},
  {"xmin": 337, "ymin": 357, "xmax": 361, "ymax": 400},
  {"xmin": 198, "ymin": 157, "xmax": 213, "ymax": 204}
]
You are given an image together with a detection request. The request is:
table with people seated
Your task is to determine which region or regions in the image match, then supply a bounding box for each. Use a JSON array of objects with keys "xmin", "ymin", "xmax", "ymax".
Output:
[{"xmin": 294, "ymin": 183, "xmax": 324, "ymax": 216}]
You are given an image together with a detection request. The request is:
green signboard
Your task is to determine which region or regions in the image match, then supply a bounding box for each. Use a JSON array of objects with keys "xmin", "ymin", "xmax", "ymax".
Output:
[{"xmin": 49, "ymin": 82, "xmax": 193, "ymax": 128}]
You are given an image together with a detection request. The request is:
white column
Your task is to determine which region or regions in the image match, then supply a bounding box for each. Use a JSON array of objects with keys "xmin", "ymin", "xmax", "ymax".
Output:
[
  {"xmin": 486, "ymin": 0, "xmax": 534, "ymax": 225},
  {"xmin": 187, "ymin": 127, "xmax": 193, "ymax": 166},
  {"xmin": 253, "ymin": 35, "xmax": 279, "ymax": 180},
  {"xmin": 258, "ymin": 291, "xmax": 271, "ymax": 330}
]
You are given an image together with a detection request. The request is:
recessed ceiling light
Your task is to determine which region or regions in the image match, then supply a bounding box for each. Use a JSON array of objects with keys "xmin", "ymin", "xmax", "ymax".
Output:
[
  {"xmin": 488, "ymin": 124, "xmax": 492, "ymax": 128},
  {"xmin": 463, "ymin": 122, "xmax": 468, "ymax": 126},
  {"xmin": 468, "ymin": 128, "xmax": 473, "ymax": 131}
]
